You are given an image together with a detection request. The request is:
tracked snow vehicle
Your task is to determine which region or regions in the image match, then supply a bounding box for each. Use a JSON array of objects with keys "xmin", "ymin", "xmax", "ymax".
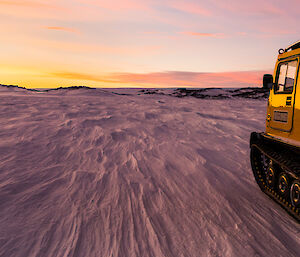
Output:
[{"xmin": 250, "ymin": 41, "xmax": 300, "ymax": 222}]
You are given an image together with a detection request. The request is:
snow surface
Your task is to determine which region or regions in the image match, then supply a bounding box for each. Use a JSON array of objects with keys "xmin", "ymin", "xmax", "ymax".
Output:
[{"xmin": 0, "ymin": 86, "xmax": 299, "ymax": 257}]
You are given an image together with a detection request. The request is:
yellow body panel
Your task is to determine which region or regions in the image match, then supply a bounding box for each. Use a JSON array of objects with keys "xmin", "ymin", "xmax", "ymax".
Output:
[{"xmin": 266, "ymin": 48, "xmax": 300, "ymax": 147}]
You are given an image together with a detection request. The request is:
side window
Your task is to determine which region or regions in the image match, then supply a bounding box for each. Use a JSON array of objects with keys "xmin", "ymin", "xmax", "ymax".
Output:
[{"xmin": 275, "ymin": 60, "xmax": 298, "ymax": 93}]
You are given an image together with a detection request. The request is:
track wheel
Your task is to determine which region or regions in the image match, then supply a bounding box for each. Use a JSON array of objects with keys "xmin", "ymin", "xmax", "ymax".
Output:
[
  {"xmin": 265, "ymin": 165, "xmax": 276, "ymax": 188},
  {"xmin": 290, "ymin": 180, "xmax": 300, "ymax": 208},
  {"xmin": 278, "ymin": 173, "xmax": 289, "ymax": 198}
]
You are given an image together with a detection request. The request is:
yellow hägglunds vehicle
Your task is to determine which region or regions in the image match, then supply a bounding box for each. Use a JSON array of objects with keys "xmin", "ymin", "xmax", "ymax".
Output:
[{"xmin": 250, "ymin": 41, "xmax": 300, "ymax": 222}]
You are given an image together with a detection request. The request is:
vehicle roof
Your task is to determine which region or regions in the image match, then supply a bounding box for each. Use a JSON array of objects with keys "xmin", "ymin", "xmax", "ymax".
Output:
[
  {"xmin": 278, "ymin": 47, "xmax": 300, "ymax": 60},
  {"xmin": 277, "ymin": 40, "xmax": 300, "ymax": 60}
]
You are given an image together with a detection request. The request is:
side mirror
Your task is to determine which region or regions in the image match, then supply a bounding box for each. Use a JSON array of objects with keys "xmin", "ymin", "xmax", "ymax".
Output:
[{"xmin": 263, "ymin": 74, "xmax": 273, "ymax": 89}]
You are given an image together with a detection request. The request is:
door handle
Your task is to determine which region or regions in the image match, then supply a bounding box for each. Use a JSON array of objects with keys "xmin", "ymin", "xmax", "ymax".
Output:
[{"xmin": 286, "ymin": 96, "xmax": 292, "ymax": 106}]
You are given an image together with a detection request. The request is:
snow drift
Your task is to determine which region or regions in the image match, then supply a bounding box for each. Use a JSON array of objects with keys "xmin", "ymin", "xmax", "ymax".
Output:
[{"xmin": 0, "ymin": 85, "xmax": 299, "ymax": 257}]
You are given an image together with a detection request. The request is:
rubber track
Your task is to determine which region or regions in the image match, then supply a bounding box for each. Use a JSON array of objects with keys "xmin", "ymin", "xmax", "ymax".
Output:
[{"xmin": 251, "ymin": 141, "xmax": 300, "ymax": 223}]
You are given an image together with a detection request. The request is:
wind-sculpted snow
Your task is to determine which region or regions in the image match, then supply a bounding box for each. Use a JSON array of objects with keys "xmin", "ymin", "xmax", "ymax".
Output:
[{"xmin": 0, "ymin": 86, "xmax": 299, "ymax": 257}]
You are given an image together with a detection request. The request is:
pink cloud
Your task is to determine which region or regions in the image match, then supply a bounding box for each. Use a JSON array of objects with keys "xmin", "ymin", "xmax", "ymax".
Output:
[
  {"xmin": 0, "ymin": 0, "xmax": 61, "ymax": 10},
  {"xmin": 0, "ymin": 0, "xmax": 106, "ymax": 22},
  {"xmin": 211, "ymin": 0, "xmax": 285, "ymax": 16},
  {"xmin": 0, "ymin": 0, "xmax": 71, "ymax": 21},
  {"xmin": 77, "ymin": 0, "xmax": 212, "ymax": 28},
  {"xmin": 78, "ymin": 0, "xmax": 150, "ymax": 11},
  {"xmin": 45, "ymin": 26, "xmax": 80, "ymax": 34},
  {"xmin": 168, "ymin": 1, "xmax": 211, "ymax": 16},
  {"xmin": 180, "ymin": 31, "xmax": 225, "ymax": 38},
  {"xmin": 109, "ymin": 70, "xmax": 272, "ymax": 88}
]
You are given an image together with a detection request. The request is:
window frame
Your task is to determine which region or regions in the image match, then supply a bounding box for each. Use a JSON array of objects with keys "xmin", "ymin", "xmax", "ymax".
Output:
[{"xmin": 274, "ymin": 58, "xmax": 299, "ymax": 95}]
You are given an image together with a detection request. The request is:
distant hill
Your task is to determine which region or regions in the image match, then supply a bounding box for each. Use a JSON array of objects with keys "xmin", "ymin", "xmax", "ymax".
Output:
[{"xmin": 0, "ymin": 84, "xmax": 269, "ymax": 99}]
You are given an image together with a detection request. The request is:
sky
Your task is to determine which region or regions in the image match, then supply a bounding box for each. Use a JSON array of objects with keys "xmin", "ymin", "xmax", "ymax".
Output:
[{"xmin": 0, "ymin": 0, "xmax": 300, "ymax": 88}]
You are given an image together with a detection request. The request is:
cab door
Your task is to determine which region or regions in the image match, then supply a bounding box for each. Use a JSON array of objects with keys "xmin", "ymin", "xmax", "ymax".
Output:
[{"xmin": 269, "ymin": 58, "xmax": 299, "ymax": 132}]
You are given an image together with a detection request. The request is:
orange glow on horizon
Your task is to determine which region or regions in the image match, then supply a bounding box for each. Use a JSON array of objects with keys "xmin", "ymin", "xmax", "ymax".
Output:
[{"xmin": 0, "ymin": 67, "xmax": 270, "ymax": 89}]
